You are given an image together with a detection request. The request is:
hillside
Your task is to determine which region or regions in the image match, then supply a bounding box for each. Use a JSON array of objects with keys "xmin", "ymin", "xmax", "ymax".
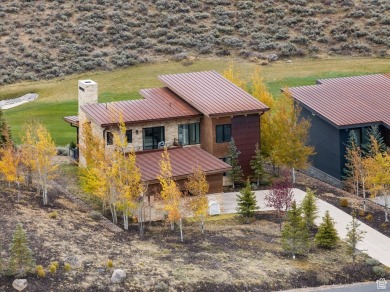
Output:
[{"xmin": 1, "ymin": 0, "xmax": 389, "ymax": 85}]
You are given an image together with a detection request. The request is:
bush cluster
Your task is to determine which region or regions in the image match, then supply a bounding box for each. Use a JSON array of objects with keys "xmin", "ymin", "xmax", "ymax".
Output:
[{"xmin": 0, "ymin": 0, "xmax": 388, "ymax": 85}]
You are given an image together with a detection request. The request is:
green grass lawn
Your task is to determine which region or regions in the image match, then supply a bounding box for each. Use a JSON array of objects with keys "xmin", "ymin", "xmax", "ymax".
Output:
[{"xmin": 1, "ymin": 57, "xmax": 389, "ymax": 145}]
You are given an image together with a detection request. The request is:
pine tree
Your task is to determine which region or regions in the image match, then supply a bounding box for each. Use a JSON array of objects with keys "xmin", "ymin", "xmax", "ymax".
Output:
[
  {"xmin": 9, "ymin": 223, "xmax": 35, "ymax": 276},
  {"xmin": 281, "ymin": 201, "xmax": 310, "ymax": 259},
  {"xmin": 227, "ymin": 138, "xmax": 243, "ymax": 189},
  {"xmin": 236, "ymin": 180, "xmax": 258, "ymax": 223},
  {"xmin": 363, "ymin": 125, "xmax": 387, "ymax": 156},
  {"xmin": 345, "ymin": 212, "xmax": 366, "ymax": 266},
  {"xmin": 314, "ymin": 211, "xmax": 339, "ymax": 249},
  {"xmin": 301, "ymin": 188, "xmax": 318, "ymax": 230},
  {"xmin": 250, "ymin": 143, "xmax": 265, "ymax": 187}
]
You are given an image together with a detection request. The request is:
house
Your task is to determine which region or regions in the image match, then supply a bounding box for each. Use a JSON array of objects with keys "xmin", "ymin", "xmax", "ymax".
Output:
[
  {"xmin": 64, "ymin": 71, "xmax": 269, "ymax": 194},
  {"xmin": 288, "ymin": 74, "xmax": 390, "ymax": 185}
]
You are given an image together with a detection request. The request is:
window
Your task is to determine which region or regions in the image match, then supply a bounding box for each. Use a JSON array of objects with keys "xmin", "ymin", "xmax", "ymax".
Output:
[
  {"xmin": 178, "ymin": 123, "xmax": 200, "ymax": 145},
  {"xmin": 216, "ymin": 124, "xmax": 231, "ymax": 143},
  {"xmin": 125, "ymin": 130, "xmax": 132, "ymax": 144},
  {"xmin": 143, "ymin": 126, "xmax": 165, "ymax": 150},
  {"xmin": 106, "ymin": 132, "xmax": 113, "ymax": 145}
]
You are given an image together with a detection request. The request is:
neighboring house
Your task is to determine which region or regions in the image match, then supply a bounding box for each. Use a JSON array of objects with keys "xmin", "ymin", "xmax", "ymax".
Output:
[
  {"xmin": 288, "ymin": 74, "xmax": 390, "ymax": 184},
  {"xmin": 64, "ymin": 71, "xmax": 269, "ymax": 194}
]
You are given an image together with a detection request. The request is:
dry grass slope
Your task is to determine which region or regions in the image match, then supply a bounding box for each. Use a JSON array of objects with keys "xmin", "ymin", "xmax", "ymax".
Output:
[{"xmin": 0, "ymin": 0, "xmax": 389, "ymax": 85}]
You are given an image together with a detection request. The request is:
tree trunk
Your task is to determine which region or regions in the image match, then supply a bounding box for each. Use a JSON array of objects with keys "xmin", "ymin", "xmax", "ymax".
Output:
[
  {"xmin": 170, "ymin": 221, "xmax": 174, "ymax": 231},
  {"xmin": 43, "ymin": 187, "xmax": 48, "ymax": 205},
  {"xmin": 179, "ymin": 218, "xmax": 183, "ymax": 242},
  {"xmin": 124, "ymin": 214, "xmax": 128, "ymax": 230},
  {"xmin": 362, "ymin": 178, "xmax": 366, "ymax": 212},
  {"xmin": 110, "ymin": 204, "xmax": 117, "ymax": 225},
  {"xmin": 257, "ymin": 178, "xmax": 259, "ymax": 187},
  {"xmin": 292, "ymin": 168, "xmax": 296, "ymax": 184},
  {"xmin": 201, "ymin": 215, "xmax": 205, "ymax": 234},
  {"xmin": 17, "ymin": 181, "xmax": 20, "ymax": 202},
  {"xmin": 139, "ymin": 205, "xmax": 144, "ymax": 238}
]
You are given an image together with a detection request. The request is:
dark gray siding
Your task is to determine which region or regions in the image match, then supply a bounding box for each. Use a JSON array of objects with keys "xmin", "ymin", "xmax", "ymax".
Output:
[{"xmin": 300, "ymin": 107, "xmax": 342, "ymax": 179}]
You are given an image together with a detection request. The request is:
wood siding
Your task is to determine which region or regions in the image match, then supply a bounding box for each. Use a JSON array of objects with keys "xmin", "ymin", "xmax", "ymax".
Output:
[
  {"xmin": 212, "ymin": 116, "xmax": 231, "ymax": 158},
  {"xmin": 231, "ymin": 114, "xmax": 260, "ymax": 178},
  {"xmin": 146, "ymin": 173, "xmax": 224, "ymax": 196}
]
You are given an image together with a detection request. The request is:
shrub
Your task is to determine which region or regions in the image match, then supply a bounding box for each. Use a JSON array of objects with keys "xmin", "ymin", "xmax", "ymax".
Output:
[
  {"xmin": 89, "ymin": 210, "xmax": 102, "ymax": 221},
  {"xmin": 64, "ymin": 262, "xmax": 71, "ymax": 272},
  {"xmin": 358, "ymin": 210, "xmax": 366, "ymax": 217},
  {"xmin": 48, "ymin": 211, "xmax": 58, "ymax": 219},
  {"xmin": 52, "ymin": 261, "xmax": 59, "ymax": 269},
  {"xmin": 36, "ymin": 265, "xmax": 45, "ymax": 278},
  {"xmin": 340, "ymin": 198, "xmax": 348, "ymax": 207},
  {"xmin": 49, "ymin": 264, "xmax": 57, "ymax": 274},
  {"xmin": 365, "ymin": 258, "xmax": 380, "ymax": 266},
  {"xmin": 373, "ymin": 266, "xmax": 387, "ymax": 278},
  {"xmin": 107, "ymin": 259, "xmax": 114, "ymax": 268},
  {"xmin": 365, "ymin": 213, "xmax": 374, "ymax": 222}
]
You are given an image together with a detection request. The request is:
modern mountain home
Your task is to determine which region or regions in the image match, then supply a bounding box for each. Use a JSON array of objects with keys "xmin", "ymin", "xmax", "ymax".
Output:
[
  {"xmin": 64, "ymin": 71, "xmax": 269, "ymax": 194},
  {"xmin": 288, "ymin": 74, "xmax": 390, "ymax": 184}
]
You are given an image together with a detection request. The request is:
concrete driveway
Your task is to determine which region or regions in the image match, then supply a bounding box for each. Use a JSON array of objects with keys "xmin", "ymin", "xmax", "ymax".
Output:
[{"xmin": 216, "ymin": 188, "xmax": 390, "ymax": 268}]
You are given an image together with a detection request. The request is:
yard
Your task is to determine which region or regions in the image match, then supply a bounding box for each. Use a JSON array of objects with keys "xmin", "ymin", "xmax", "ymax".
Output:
[
  {"xmin": 0, "ymin": 163, "xmax": 387, "ymax": 292},
  {"xmin": 1, "ymin": 57, "xmax": 390, "ymax": 145}
]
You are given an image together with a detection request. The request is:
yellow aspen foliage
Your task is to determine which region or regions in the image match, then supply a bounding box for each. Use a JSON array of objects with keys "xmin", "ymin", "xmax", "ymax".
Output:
[
  {"xmin": 363, "ymin": 151, "xmax": 390, "ymax": 221},
  {"xmin": 157, "ymin": 147, "xmax": 186, "ymax": 241},
  {"xmin": 271, "ymin": 92, "xmax": 315, "ymax": 182},
  {"xmin": 185, "ymin": 165, "xmax": 209, "ymax": 234},
  {"xmin": 222, "ymin": 62, "xmax": 247, "ymax": 90},
  {"xmin": 34, "ymin": 123, "xmax": 58, "ymax": 205},
  {"xmin": 0, "ymin": 145, "xmax": 24, "ymax": 197},
  {"xmin": 112, "ymin": 117, "xmax": 142, "ymax": 230},
  {"xmin": 20, "ymin": 124, "xmax": 38, "ymax": 187}
]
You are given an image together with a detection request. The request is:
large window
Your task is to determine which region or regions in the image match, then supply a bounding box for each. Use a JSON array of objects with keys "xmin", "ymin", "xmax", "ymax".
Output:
[
  {"xmin": 143, "ymin": 126, "xmax": 165, "ymax": 150},
  {"xmin": 216, "ymin": 124, "xmax": 231, "ymax": 143},
  {"xmin": 125, "ymin": 130, "xmax": 132, "ymax": 144},
  {"xmin": 178, "ymin": 123, "xmax": 200, "ymax": 145}
]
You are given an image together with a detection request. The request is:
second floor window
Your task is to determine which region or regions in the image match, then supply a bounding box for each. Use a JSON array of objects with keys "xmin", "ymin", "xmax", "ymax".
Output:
[
  {"xmin": 126, "ymin": 130, "xmax": 132, "ymax": 144},
  {"xmin": 178, "ymin": 123, "xmax": 200, "ymax": 145},
  {"xmin": 216, "ymin": 124, "xmax": 231, "ymax": 143},
  {"xmin": 143, "ymin": 126, "xmax": 165, "ymax": 150}
]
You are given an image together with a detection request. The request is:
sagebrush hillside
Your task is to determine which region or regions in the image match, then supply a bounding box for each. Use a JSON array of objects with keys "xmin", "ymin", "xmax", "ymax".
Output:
[{"xmin": 1, "ymin": 0, "xmax": 389, "ymax": 85}]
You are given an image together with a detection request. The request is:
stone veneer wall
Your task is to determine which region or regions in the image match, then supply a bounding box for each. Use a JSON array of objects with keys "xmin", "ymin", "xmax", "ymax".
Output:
[
  {"xmin": 301, "ymin": 166, "xmax": 344, "ymax": 188},
  {"xmin": 105, "ymin": 117, "xmax": 201, "ymax": 152}
]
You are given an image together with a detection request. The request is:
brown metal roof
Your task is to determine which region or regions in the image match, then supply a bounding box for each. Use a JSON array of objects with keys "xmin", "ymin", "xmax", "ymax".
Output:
[
  {"xmin": 288, "ymin": 74, "xmax": 390, "ymax": 129},
  {"xmin": 63, "ymin": 116, "xmax": 79, "ymax": 126},
  {"xmin": 136, "ymin": 146, "xmax": 231, "ymax": 182},
  {"xmin": 81, "ymin": 87, "xmax": 201, "ymax": 126},
  {"xmin": 159, "ymin": 70, "xmax": 269, "ymax": 117}
]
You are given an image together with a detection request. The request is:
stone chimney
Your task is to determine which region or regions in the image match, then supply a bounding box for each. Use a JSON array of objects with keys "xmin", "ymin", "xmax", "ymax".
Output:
[{"xmin": 78, "ymin": 80, "xmax": 98, "ymax": 115}]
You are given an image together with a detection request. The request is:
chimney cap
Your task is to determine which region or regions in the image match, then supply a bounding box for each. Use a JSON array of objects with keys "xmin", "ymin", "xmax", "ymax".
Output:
[{"xmin": 79, "ymin": 80, "xmax": 97, "ymax": 86}]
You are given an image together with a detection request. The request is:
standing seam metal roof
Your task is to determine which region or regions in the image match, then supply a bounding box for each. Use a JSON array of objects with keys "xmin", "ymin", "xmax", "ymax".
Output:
[
  {"xmin": 136, "ymin": 146, "xmax": 231, "ymax": 182},
  {"xmin": 288, "ymin": 74, "xmax": 390, "ymax": 129},
  {"xmin": 80, "ymin": 87, "xmax": 201, "ymax": 126},
  {"xmin": 159, "ymin": 70, "xmax": 269, "ymax": 117}
]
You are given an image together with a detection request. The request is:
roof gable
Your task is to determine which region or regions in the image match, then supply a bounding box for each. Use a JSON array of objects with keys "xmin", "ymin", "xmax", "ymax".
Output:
[
  {"xmin": 159, "ymin": 70, "xmax": 269, "ymax": 117},
  {"xmin": 289, "ymin": 74, "xmax": 390, "ymax": 129}
]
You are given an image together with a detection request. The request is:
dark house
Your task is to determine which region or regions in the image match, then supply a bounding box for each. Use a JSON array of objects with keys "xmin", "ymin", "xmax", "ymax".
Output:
[{"xmin": 288, "ymin": 74, "xmax": 390, "ymax": 183}]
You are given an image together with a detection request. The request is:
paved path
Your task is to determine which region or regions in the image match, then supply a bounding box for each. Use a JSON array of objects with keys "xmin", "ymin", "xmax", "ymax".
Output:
[
  {"xmin": 217, "ymin": 188, "xmax": 390, "ymax": 267},
  {"xmin": 282, "ymin": 281, "xmax": 388, "ymax": 292}
]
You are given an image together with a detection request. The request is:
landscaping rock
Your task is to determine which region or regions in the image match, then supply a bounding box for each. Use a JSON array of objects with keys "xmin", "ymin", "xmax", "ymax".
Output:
[
  {"xmin": 12, "ymin": 279, "xmax": 28, "ymax": 291},
  {"xmin": 111, "ymin": 269, "xmax": 126, "ymax": 284},
  {"xmin": 268, "ymin": 54, "xmax": 278, "ymax": 61}
]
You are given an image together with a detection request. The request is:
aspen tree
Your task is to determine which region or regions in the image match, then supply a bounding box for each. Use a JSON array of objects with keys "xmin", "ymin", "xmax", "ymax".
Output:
[
  {"xmin": 0, "ymin": 145, "xmax": 23, "ymax": 200},
  {"xmin": 157, "ymin": 147, "xmax": 186, "ymax": 241},
  {"xmin": 250, "ymin": 143, "xmax": 265, "ymax": 187},
  {"xmin": 222, "ymin": 62, "xmax": 246, "ymax": 90},
  {"xmin": 35, "ymin": 123, "xmax": 58, "ymax": 205},
  {"xmin": 185, "ymin": 165, "xmax": 209, "ymax": 234},
  {"xmin": 112, "ymin": 119, "xmax": 142, "ymax": 230}
]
